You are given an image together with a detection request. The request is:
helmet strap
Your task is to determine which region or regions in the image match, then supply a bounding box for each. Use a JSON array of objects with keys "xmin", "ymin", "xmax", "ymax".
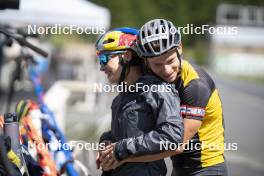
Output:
[
  {"xmin": 118, "ymin": 53, "xmax": 143, "ymax": 84},
  {"xmin": 175, "ymin": 48, "xmax": 182, "ymax": 80},
  {"xmin": 118, "ymin": 56, "xmax": 128, "ymax": 85}
]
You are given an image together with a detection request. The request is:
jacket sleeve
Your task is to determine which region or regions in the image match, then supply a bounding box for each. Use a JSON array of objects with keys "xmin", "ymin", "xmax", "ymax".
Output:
[
  {"xmin": 180, "ymin": 79, "xmax": 212, "ymax": 121},
  {"xmin": 114, "ymin": 90, "xmax": 184, "ymax": 161}
]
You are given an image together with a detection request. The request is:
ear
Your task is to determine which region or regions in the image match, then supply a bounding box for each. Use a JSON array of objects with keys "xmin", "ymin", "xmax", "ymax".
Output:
[
  {"xmin": 122, "ymin": 51, "xmax": 133, "ymax": 63},
  {"xmin": 143, "ymin": 58, "xmax": 154, "ymax": 74},
  {"xmin": 177, "ymin": 43, "xmax": 183, "ymax": 55}
]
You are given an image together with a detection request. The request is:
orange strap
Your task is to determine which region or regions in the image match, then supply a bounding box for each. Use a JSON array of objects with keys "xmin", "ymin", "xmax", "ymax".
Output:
[
  {"xmin": 0, "ymin": 115, "xmax": 4, "ymax": 128},
  {"xmin": 21, "ymin": 116, "xmax": 58, "ymax": 176}
]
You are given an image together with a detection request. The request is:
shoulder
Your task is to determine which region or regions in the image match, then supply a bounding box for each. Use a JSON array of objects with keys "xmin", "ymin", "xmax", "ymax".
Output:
[
  {"xmin": 137, "ymin": 75, "xmax": 180, "ymax": 106},
  {"xmin": 137, "ymin": 74, "xmax": 163, "ymax": 85},
  {"xmin": 182, "ymin": 78, "xmax": 213, "ymax": 107},
  {"xmin": 180, "ymin": 60, "xmax": 215, "ymax": 107}
]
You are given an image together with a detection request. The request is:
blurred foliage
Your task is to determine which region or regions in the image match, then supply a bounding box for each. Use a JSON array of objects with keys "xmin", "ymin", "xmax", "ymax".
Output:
[
  {"xmin": 47, "ymin": 32, "xmax": 97, "ymax": 48},
  {"xmin": 90, "ymin": 0, "xmax": 264, "ymax": 44},
  {"xmin": 90, "ymin": 0, "xmax": 264, "ymax": 64}
]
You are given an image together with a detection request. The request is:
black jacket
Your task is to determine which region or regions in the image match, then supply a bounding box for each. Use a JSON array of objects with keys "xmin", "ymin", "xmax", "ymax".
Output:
[{"xmin": 100, "ymin": 75, "xmax": 184, "ymax": 176}]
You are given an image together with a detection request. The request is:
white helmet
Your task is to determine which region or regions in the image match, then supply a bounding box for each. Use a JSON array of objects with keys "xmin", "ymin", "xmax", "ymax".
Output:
[{"xmin": 136, "ymin": 19, "xmax": 181, "ymax": 57}]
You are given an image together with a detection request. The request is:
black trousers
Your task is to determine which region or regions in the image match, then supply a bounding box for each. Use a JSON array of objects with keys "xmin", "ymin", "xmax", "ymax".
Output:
[{"xmin": 171, "ymin": 162, "xmax": 228, "ymax": 176}]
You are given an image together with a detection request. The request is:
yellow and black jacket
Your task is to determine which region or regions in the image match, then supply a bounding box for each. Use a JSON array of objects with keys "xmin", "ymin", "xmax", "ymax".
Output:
[{"xmin": 171, "ymin": 60, "xmax": 225, "ymax": 169}]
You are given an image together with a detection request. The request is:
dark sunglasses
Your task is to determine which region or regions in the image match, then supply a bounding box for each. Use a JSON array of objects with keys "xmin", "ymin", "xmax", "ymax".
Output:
[{"xmin": 97, "ymin": 51, "xmax": 125, "ymax": 66}]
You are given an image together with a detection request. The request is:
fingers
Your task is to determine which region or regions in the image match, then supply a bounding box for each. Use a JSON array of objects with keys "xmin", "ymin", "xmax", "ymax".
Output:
[
  {"xmin": 96, "ymin": 152, "xmax": 100, "ymax": 160},
  {"xmin": 99, "ymin": 143, "xmax": 117, "ymax": 171},
  {"xmin": 96, "ymin": 143, "xmax": 112, "ymax": 170},
  {"xmin": 102, "ymin": 159, "xmax": 115, "ymax": 171},
  {"xmin": 100, "ymin": 147, "xmax": 113, "ymax": 161},
  {"xmin": 96, "ymin": 152, "xmax": 101, "ymax": 169},
  {"xmin": 102, "ymin": 165, "xmax": 113, "ymax": 172},
  {"xmin": 101, "ymin": 154, "xmax": 115, "ymax": 171},
  {"xmin": 101, "ymin": 151, "xmax": 114, "ymax": 168}
]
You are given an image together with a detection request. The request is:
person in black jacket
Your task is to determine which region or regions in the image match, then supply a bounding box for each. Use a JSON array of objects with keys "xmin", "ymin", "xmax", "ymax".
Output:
[{"xmin": 95, "ymin": 27, "xmax": 184, "ymax": 176}]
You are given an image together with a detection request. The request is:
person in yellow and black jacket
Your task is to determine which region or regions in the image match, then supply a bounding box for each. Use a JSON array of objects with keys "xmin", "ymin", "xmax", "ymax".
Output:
[
  {"xmin": 171, "ymin": 59, "xmax": 226, "ymax": 175},
  {"xmin": 136, "ymin": 19, "xmax": 227, "ymax": 176},
  {"xmin": 100, "ymin": 19, "xmax": 227, "ymax": 176}
]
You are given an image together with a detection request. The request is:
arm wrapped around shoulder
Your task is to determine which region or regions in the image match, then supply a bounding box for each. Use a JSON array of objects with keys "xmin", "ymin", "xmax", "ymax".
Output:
[{"xmin": 115, "ymin": 87, "xmax": 184, "ymax": 161}]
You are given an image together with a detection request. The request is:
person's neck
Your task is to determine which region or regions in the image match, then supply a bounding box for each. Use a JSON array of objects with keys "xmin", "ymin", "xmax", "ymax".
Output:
[{"xmin": 124, "ymin": 66, "xmax": 142, "ymax": 85}]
